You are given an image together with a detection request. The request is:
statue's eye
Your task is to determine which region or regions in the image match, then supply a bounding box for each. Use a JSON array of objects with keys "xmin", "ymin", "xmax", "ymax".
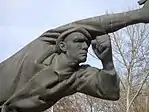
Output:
[
  {"xmin": 74, "ymin": 39, "xmax": 85, "ymax": 43},
  {"xmin": 78, "ymin": 40, "xmax": 84, "ymax": 42}
]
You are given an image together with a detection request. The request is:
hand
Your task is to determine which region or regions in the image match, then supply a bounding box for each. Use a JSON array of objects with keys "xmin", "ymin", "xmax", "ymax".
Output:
[
  {"xmin": 91, "ymin": 34, "xmax": 112, "ymax": 60},
  {"xmin": 91, "ymin": 34, "xmax": 112, "ymax": 62},
  {"xmin": 92, "ymin": 34, "xmax": 115, "ymax": 70}
]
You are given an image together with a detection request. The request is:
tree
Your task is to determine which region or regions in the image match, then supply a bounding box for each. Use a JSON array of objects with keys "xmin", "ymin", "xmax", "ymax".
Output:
[{"xmin": 111, "ymin": 23, "xmax": 149, "ymax": 112}]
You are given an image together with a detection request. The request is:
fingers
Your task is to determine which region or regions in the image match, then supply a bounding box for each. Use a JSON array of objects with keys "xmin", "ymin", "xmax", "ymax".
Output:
[
  {"xmin": 96, "ymin": 34, "xmax": 110, "ymax": 44},
  {"xmin": 91, "ymin": 34, "xmax": 112, "ymax": 60},
  {"xmin": 91, "ymin": 34, "xmax": 111, "ymax": 53},
  {"xmin": 91, "ymin": 34, "xmax": 111, "ymax": 46},
  {"xmin": 96, "ymin": 34, "xmax": 111, "ymax": 51}
]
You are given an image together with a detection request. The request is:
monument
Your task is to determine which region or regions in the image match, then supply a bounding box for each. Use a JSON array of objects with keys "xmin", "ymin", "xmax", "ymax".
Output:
[{"xmin": 0, "ymin": 0, "xmax": 149, "ymax": 111}]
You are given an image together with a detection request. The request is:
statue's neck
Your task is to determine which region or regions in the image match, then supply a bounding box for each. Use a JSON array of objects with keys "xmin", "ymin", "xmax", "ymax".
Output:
[{"xmin": 52, "ymin": 53, "xmax": 79, "ymax": 75}]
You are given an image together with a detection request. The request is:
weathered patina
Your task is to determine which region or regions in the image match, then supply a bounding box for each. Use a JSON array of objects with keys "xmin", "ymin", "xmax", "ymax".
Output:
[{"xmin": 0, "ymin": 0, "xmax": 149, "ymax": 111}]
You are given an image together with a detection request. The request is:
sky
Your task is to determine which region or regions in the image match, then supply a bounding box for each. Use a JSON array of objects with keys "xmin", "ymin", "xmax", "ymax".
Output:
[{"xmin": 0, "ymin": 0, "xmax": 140, "ymax": 67}]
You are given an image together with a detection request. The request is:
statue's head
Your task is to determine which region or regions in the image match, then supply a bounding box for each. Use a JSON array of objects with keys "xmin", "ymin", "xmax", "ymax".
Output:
[{"xmin": 56, "ymin": 27, "xmax": 92, "ymax": 63}]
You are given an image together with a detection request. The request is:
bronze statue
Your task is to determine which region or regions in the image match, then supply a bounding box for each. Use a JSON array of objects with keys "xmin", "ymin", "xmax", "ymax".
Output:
[{"xmin": 0, "ymin": 0, "xmax": 149, "ymax": 111}]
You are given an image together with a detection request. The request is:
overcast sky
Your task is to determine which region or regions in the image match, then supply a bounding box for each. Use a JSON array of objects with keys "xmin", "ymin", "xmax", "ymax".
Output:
[{"xmin": 0, "ymin": 0, "xmax": 140, "ymax": 67}]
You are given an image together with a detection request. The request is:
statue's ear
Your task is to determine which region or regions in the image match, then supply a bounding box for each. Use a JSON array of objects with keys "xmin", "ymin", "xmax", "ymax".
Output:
[{"xmin": 59, "ymin": 41, "xmax": 67, "ymax": 52}]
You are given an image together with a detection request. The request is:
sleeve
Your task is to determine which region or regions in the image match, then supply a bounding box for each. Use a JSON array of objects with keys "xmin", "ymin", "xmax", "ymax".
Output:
[
  {"xmin": 1, "ymin": 66, "xmax": 60, "ymax": 112},
  {"xmin": 73, "ymin": 65, "xmax": 120, "ymax": 101}
]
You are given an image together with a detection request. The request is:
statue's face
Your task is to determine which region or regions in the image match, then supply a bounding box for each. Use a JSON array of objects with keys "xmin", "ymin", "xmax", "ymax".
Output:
[{"xmin": 62, "ymin": 32, "xmax": 90, "ymax": 63}]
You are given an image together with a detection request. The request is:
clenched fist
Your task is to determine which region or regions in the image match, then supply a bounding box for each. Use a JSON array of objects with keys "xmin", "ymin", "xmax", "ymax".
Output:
[
  {"xmin": 92, "ymin": 34, "xmax": 112, "ymax": 60},
  {"xmin": 91, "ymin": 34, "xmax": 114, "ymax": 70}
]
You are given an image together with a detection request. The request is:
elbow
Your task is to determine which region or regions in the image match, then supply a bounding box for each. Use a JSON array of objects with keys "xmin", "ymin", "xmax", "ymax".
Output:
[
  {"xmin": 101, "ymin": 87, "xmax": 120, "ymax": 101},
  {"xmin": 103, "ymin": 91, "xmax": 120, "ymax": 101},
  {"xmin": 111, "ymin": 91, "xmax": 120, "ymax": 101},
  {"xmin": 107, "ymin": 88, "xmax": 120, "ymax": 101}
]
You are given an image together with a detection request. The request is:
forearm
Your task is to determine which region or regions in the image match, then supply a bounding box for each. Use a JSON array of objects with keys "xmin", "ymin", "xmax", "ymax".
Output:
[
  {"xmin": 75, "ymin": 9, "xmax": 142, "ymax": 34},
  {"xmin": 91, "ymin": 47, "xmax": 119, "ymax": 100},
  {"xmin": 99, "ymin": 9, "xmax": 142, "ymax": 33},
  {"xmin": 75, "ymin": 65, "xmax": 120, "ymax": 100},
  {"xmin": 99, "ymin": 50, "xmax": 119, "ymax": 100},
  {"xmin": 99, "ymin": 52, "xmax": 118, "ymax": 78},
  {"xmin": 102, "ymin": 60, "xmax": 115, "ymax": 73},
  {"xmin": 54, "ymin": 0, "xmax": 149, "ymax": 38},
  {"xmin": 98, "ymin": 69, "xmax": 120, "ymax": 100}
]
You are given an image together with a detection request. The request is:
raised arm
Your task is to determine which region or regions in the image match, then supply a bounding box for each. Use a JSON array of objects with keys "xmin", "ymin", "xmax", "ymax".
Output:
[
  {"xmin": 92, "ymin": 34, "xmax": 119, "ymax": 100},
  {"xmin": 73, "ymin": 34, "xmax": 119, "ymax": 100}
]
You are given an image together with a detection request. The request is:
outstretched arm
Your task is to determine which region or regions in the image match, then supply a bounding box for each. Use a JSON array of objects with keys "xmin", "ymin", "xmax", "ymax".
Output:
[
  {"xmin": 77, "ymin": 0, "xmax": 149, "ymax": 33},
  {"xmin": 75, "ymin": 10, "xmax": 141, "ymax": 34},
  {"xmin": 55, "ymin": 0, "xmax": 149, "ymax": 37}
]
